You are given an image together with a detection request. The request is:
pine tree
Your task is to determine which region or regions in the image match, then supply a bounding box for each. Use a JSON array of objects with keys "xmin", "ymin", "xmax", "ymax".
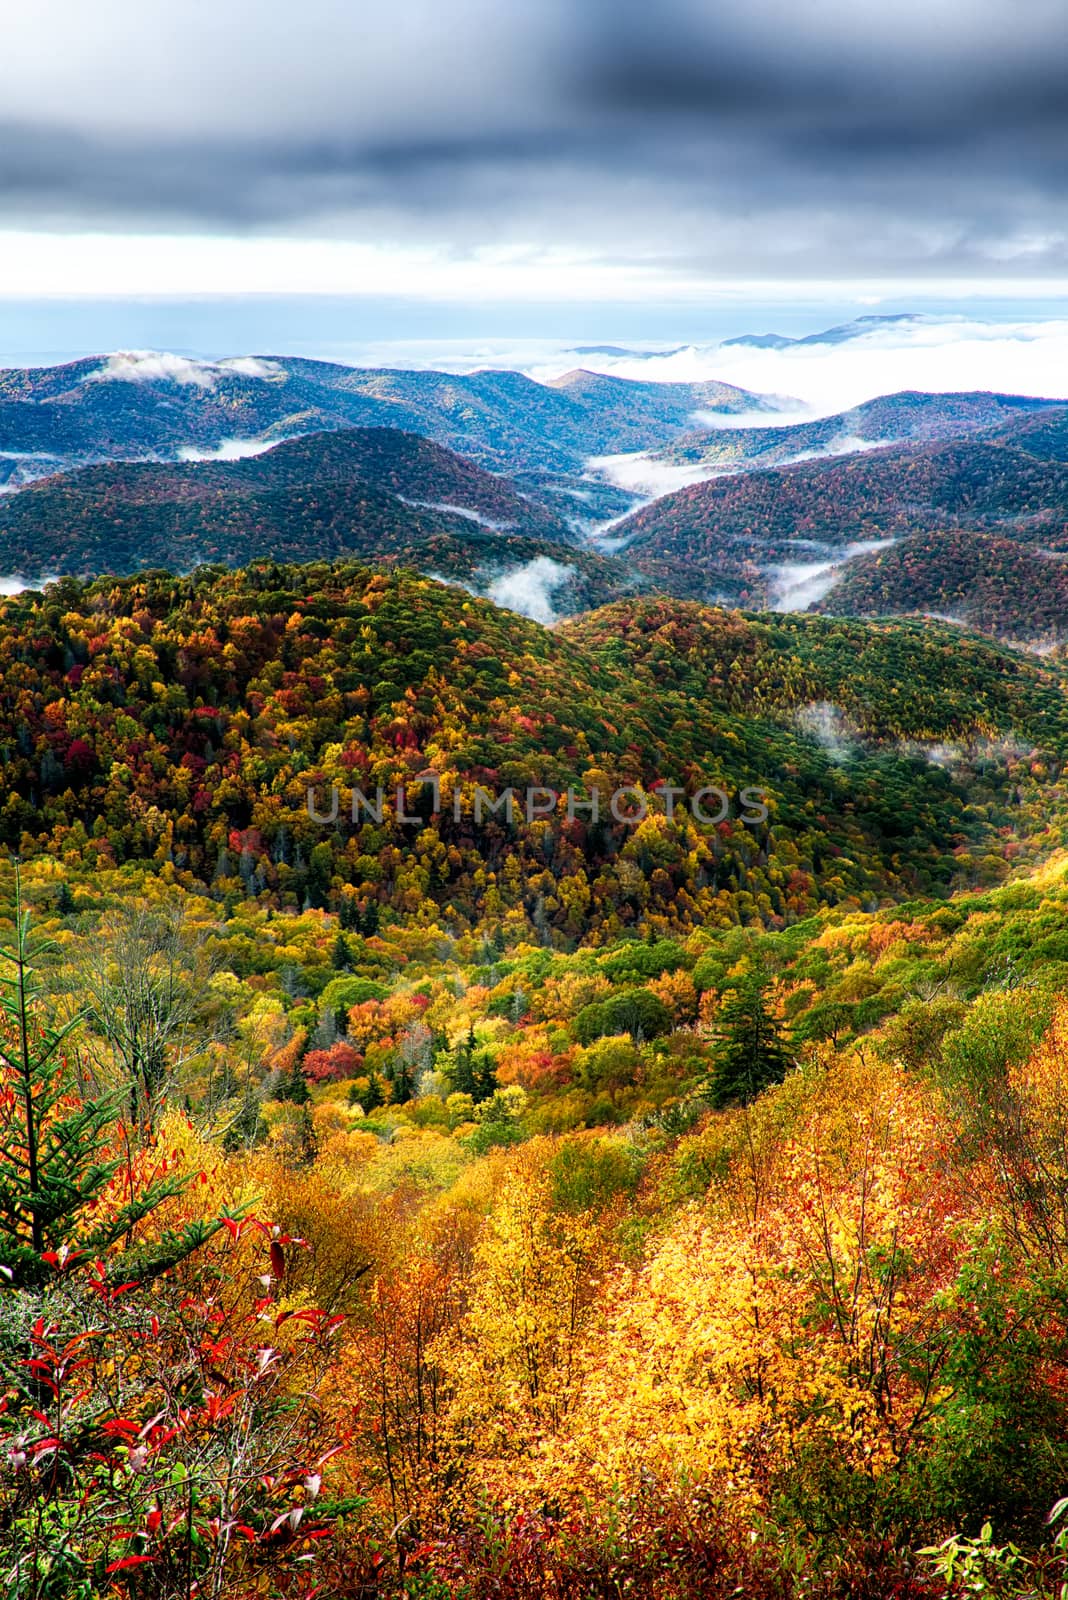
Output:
[
  {"xmin": 452, "ymin": 1026, "xmax": 477, "ymax": 1096},
  {"xmin": 706, "ymin": 968, "xmax": 793, "ymax": 1109},
  {"xmin": 472, "ymin": 1048, "xmax": 499, "ymax": 1105},
  {"xmin": 277, "ymin": 1059, "xmax": 311, "ymax": 1105},
  {"xmin": 388, "ymin": 1056, "xmax": 414, "ymax": 1105},
  {"xmin": 0, "ymin": 872, "xmax": 214, "ymax": 1288}
]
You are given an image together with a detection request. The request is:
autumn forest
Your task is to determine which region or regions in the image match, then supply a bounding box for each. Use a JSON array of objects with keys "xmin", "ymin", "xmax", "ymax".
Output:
[{"xmin": 1, "ymin": 528, "xmax": 1068, "ymax": 1599}]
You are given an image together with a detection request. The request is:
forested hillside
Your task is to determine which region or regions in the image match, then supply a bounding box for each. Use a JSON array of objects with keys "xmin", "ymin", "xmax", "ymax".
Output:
[
  {"xmin": 617, "ymin": 425, "xmax": 1068, "ymax": 577},
  {"xmin": 2, "ymin": 566, "xmax": 1066, "ymax": 940},
  {"xmin": 0, "ymin": 427, "xmax": 580, "ymax": 577},
  {"xmin": 817, "ymin": 529, "xmax": 1068, "ymax": 643},
  {"xmin": 6, "ymin": 558, "xmax": 1068, "ymax": 1595}
]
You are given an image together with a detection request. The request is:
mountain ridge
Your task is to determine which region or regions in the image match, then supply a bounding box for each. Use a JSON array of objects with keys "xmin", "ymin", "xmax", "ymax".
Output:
[{"xmin": 0, "ymin": 350, "xmax": 778, "ymax": 485}]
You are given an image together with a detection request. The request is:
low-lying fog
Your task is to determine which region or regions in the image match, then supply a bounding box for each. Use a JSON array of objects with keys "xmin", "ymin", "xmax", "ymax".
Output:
[{"xmin": 766, "ymin": 540, "xmax": 895, "ymax": 611}]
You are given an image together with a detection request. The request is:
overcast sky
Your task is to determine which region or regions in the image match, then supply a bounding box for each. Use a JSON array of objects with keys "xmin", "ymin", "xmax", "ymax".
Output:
[{"xmin": 2, "ymin": 0, "xmax": 1068, "ymax": 311}]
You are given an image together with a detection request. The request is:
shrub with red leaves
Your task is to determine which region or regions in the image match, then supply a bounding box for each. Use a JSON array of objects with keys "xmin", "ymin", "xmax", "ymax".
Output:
[
  {"xmin": 303, "ymin": 1041, "xmax": 363, "ymax": 1083},
  {"xmin": 0, "ymin": 1223, "xmax": 355, "ymax": 1600}
]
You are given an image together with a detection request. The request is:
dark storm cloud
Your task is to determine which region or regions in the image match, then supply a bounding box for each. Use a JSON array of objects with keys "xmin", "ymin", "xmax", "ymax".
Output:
[{"xmin": 3, "ymin": 0, "xmax": 1068, "ymax": 277}]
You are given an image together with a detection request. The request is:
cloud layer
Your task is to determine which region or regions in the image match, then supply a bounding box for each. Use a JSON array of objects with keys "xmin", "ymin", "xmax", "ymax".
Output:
[
  {"xmin": 87, "ymin": 351, "xmax": 280, "ymax": 387},
  {"xmin": 530, "ymin": 316, "xmax": 1068, "ymax": 414},
  {"xmin": 4, "ymin": 1, "xmax": 1068, "ymax": 285}
]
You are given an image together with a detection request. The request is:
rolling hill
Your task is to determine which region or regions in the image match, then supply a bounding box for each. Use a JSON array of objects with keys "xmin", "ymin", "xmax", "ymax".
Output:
[
  {"xmin": 617, "ymin": 428, "xmax": 1068, "ymax": 562},
  {"xmin": 4, "ymin": 564, "xmax": 1068, "ymax": 938},
  {"xmin": 813, "ymin": 529, "xmax": 1068, "ymax": 645},
  {"xmin": 0, "ymin": 426, "xmax": 585, "ymax": 579},
  {"xmin": 607, "ymin": 408, "xmax": 1068, "ymax": 634},
  {"xmin": 0, "ymin": 426, "xmax": 710, "ymax": 621},
  {"xmin": 0, "ymin": 351, "xmax": 777, "ymax": 486},
  {"xmin": 652, "ymin": 390, "xmax": 1064, "ymax": 474}
]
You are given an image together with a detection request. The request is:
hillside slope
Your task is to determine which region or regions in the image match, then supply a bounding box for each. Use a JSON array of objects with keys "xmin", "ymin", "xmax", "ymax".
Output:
[
  {"xmin": 618, "ymin": 434, "xmax": 1068, "ymax": 562},
  {"xmin": 607, "ymin": 412, "xmax": 1068, "ymax": 636},
  {"xmin": 0, "ymin": 352, "xmax": 774, "ymax": 481},
  {"xmin": 814, "ymin": 529, "xmax": 1068, "ymax": 645},
  {"xmin": 4, "ymin": 566, "xmax": 1067, "ymax": 940},
  {"xmin": 654, "ymin": 390, "xmax": 1065, "ymax": 472},
  {"xmin": 0, "ymin": 427, "xmax": 581, "ymax": 578}
]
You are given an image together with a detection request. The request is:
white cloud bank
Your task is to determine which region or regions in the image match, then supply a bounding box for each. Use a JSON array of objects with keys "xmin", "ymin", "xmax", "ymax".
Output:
[
  {"xmin": 177, "ymin": 436, "xmax": 279, "ymax": 461},
  {"xmin": 396, "ymin": 496, "xmax": 513, "ymax": 532},
  {"xmin": 584, "ymin": 452, "xmax": 724, "ymax": 498},
  {"xmin": 485, "ymin": 556, "xmax": 572, "ymax": 624},
  {"xmin": 87, "ymin": 351, "xmax": 280, "ymax": 388},
  {"xmin": 531, "ymin": 316, "xmax": 1068, "ymax": 416},
  {"xmin": 0, "ymin": 575, "xmax": 59, "ymax": 593},
  {"xmin": 766, "ymin": 540, "xmax": 895, "ymax": 611},
  {"xmin": 796, "ymin": 702, "xmax": 856, "ymax": 763}
]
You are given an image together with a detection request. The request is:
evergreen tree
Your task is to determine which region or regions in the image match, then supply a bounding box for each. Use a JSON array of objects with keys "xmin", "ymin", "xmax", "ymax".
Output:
[
  {"xmin": 472, "ymin": 1048, "xmax": 499, "ymax": 1105},
  {"xmin": 222, "ymin": 1087, "xmax": 268, "ymax": 1152},
  {"xmin": 330, "ymin": 932, "xmax": 353, "ymax": 970},
  {"xmin": 296, "ymin": 1106, "xmax": 317, "ymax": 1165},
  {"xmin": 0, "ymin": 873, "xmax": 215, "ymax": 1288},
  {"xmin": 277, "ymin": 1059, "xmax": 311, "ymax": 1106},
  {"xmin": 388, "ymin": 1056, "xmax": 414, "ymax": 1104},
  {"xmin": 706, "ymin": 968, "xmax": 793, "ymax": 1109},
  {"xmin": 452, "ymin": 1025, "xmax": 477, "ymax": 1096},
  {"xmin": 349, "ymin": 1068, "xmax": 384, "ymax": 1113}
]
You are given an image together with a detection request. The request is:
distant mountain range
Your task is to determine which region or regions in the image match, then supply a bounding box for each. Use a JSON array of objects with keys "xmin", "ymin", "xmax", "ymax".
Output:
[
  {"xmin": 5, "ymin": 344, "xmax": 1068, "ymax": 648},
  {"xmin": 607, "ymin": 402, "xmax": 1068, "ymax": 634},
  {"xmin": 651, "ymin": 390, "xmax": 1063, "ymax": 473},
  {"xmin": 720, "ymin": 312, "xmax": 926, "ymax": 351},
  {"xmin": 555, "ymin": 313, "xmax": 943, "ymax": 362},
  {"xmin": 0, "ymin": 352, "xmax": 776, "ymax": 490}
]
